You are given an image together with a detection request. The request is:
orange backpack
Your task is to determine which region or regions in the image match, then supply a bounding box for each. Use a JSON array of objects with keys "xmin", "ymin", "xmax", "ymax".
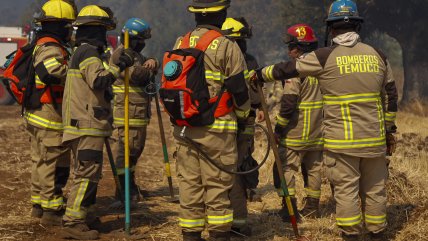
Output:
[
  {"xmin": 160, "ymin": 30, "xmax": 233, "ymax": 127},
  {"xmin": 2, "ymin": 37, "xmax": 66, "ymax": 111}
]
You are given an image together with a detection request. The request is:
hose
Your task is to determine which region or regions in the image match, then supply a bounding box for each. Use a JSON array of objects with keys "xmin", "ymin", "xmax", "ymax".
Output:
[{"xmin": 178, "ymin": 123, "xmax": 271, "ymax": 175}]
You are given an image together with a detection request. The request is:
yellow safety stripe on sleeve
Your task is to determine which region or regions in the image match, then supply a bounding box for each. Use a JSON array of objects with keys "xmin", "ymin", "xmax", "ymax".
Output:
[
  {"xmin": 336, "ymin": 214, "xmax": 362, "ymax": 226},
  {"xmin": 114, "ymin": 117, "xmax": 149, "ymax": 127},
  {"xmin": 207, "ymin": 119, "xmax": 238, "ymax": 131},
  {"xmin": 205, "ymin": 70, "xmax": 225, "ymax": 83},
  {"xmin": 276, "ymin": 188, "xmax": 295, "ymax": 197},
  {"xmin": 298, "ymin": 101, "xmax": 323, "ymax": 109},
  {"xmin": 41, "ymin": 196, "xmax": 64, "ymax": 209},
  {"xmin": 31, "ymin": 195, "xmax": 42, "ymax": 205},
  {"xmin": 35, "ymin": 75, "xmax": 45, "ymax": 86},
  {"xmin": 384, "ymin": 112, "xmax": 396, "ymax": 122},
  {"xmin": 68, "ymin": 69, "xmax": 83, "ymax": 78},
  {"xmin": 178, "ymin": 218, "xmax": 205, "ymax": 228},
  {"xmin": 112, "ymin": 85, "xmax": 145, "ymax": 93},
  {"xmin": 324, "ymin": 137, "xmax": 386, "ymax": 149},
  {"xmin": 263, "ymin": 65, "xmax": 276, "ymax": 82},
  {"xmin": 64, "ymin": 126, "xmax": 112, "ymax": 137},
  {"xmin": 365, "ymin": 214, "xmax": 387, "ymax": 224},
  {"xmin": 24, "ymin": 112, "xmax": 64, "ymax": 130},
  {"xmin": 241, "ymin": 126, "xmax": 255, "ymax": 135},
  {"xmin": 276, "ymin": 115, "xmax": 289, "ymax": 127},
  {"xmin": 43, "ymin": 57, "xmax": 61, "ymax": 70},
  {"xmin": 207, "ymin": 213, "xmax": 233, "ymax": 225},
  {"xmin": 116, "ymin": 166, "xmax": 136, "ymax": 176},
  {"xmin": 305, "ymin": 188, "xmax": 321, "ymax": 199},
  {"xmin": 103, "ymin": 61, "xmax": 120, "ymax": 78},
  {"xmin": 65, "ymin": 178, "xmax": 89, "ymax": 219},
  {"xmin": 243, "ymin": 69, "xmax": 250, "ymax": 80},
  {"xmin": 376, "ymin": 100, "xmax": 385, "ymax": 137},
  {"xmin": 235, "ymin": 109, "xmax": 250, "ymax": 119},
  {"xmin": 280, "ymin": 138, "xmax": 324, "ymax": 147},
  {"xmin": 79, "ymin": 57, "xmax": 101, "ymax": 70}
]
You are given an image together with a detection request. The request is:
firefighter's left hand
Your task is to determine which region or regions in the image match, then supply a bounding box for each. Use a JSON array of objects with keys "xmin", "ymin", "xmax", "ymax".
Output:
[
  {"xmin": 256, "ymin": 109, "xmax": 265, "ymax": 122},
  {"xmin": 386, "ymin": 133, "xmax": 397, "ymax": 156},
  {"xmin": 143, "ymin": 59, "xmax": 157, "ymax": 71}
]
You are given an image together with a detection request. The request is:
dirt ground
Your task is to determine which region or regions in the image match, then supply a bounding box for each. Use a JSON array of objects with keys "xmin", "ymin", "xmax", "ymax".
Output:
[{"xmin": 0, "ymin": 104, "xmax": 427, "ymax": 241}]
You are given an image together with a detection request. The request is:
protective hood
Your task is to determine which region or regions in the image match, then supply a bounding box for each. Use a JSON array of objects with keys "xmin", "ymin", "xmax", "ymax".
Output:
[
  {"xmin": 75, "ymin": 25, "xmax": 107, "ymax": 50},
  {"xmin": 332, "ymin": 31, "xmax": 360, "ymax": 47},
  {"xmin": 195, "ymin": 10, "xmax": 227, "ymax": 28},
  {"xmin": 40, "ymin": 21, "xmax": 71, "ymax": 43}
]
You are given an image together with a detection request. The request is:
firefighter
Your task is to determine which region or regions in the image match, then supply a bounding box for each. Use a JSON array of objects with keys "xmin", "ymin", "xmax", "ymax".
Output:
[
  {"xmin": 252, "ymin": 0, "xmax": 398, "ymax": 240},
  {"xmin": 221, "ymin": 17, "xmax": 262, "ymax": 236},
  {"xmin": 172, "ymin": 1, "xmax": 250, "ymax": 240},
  {"xmin": 26, "ymin": 0, "xmax": 76, "ymax": 226},
  {"xmin": 273, "ymin": 24, "xmax": 323, "ymax": 221},
  {"xmin": 111, "ymin": 18, "xmax": 158, "ymax": 204},
  {"xmin": 61, "ymin": 5, "xmax": 134, "ymax": 240}
]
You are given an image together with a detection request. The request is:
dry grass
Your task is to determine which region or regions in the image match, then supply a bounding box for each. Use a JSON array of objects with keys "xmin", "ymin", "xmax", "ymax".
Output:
[{"xmin": 0, "ymin": 105, "xmax": 427, "ymax": 241}]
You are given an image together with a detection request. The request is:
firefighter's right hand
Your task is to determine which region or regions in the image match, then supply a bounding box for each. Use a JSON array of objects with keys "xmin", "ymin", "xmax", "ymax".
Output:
[
  {"xmin": 386, "ymin": 133, "xmax": 397, "ymax": 156},
  {"xmin": 117, "ymin": 49, "xmax": 135, "ymax": 71}
]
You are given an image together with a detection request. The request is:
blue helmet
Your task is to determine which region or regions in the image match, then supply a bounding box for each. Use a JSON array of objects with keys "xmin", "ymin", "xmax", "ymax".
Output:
[
  {"xmin": 122, "ymin": 18, "xmax": 151, "ymax": 39},
  {"xmin": 326, "ymin": 0, "xmax": 364, "ymax": 23}
]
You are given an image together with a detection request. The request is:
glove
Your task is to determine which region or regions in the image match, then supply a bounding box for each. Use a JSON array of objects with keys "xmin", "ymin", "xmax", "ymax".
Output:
[
  {"xmin": 275, "ymin": 124, "xmax": 287, "ymax": 140},
  {"xmin": 386, "ymin": 133, "xmax": 396, "ymax": 156},
  {"xmin": 249, "ymin": 69, "xmax": 264, "ymax": 91},
  {"xmin": 237, "ymin": 118, "xmax": 248, "ymax": 133},
  {"xmin": 116, "ymin": 49, "xmax": 135, "ymax": 71}
]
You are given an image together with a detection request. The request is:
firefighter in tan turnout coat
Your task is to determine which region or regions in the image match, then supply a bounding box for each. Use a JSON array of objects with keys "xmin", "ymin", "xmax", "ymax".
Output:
[
  {"xmin": 111, "ymin": 18, "xmax": 158, "ymax": 203},
  {"xmin": 252, "ymin": 1, "xmax": 398, "ymax": 240},
  {"xmin": 61, "ymin": 5, "xmax": 134, "ymax": 240},
  {"xmin": 26, "ymin": 0, "xmax": 75, "ymax": 226},
  {"xmin": 273, "ymin": 24, "xmax": 324, "ymax": 221},
  {"xmin": 165, "ymin": 1, "xmax": 250, "ymax": 240}
]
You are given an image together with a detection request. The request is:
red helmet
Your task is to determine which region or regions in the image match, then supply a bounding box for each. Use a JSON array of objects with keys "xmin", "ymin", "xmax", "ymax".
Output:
[{"xmin": 284, "ymin": 24, "xmax": 318, "ymax": 52}]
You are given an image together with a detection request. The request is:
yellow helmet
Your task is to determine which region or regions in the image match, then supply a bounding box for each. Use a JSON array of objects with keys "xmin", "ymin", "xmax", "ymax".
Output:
[
  {"xmin": 188, "ymin": 0, "xmax": 230, "ymax": 13},
  {"xmin": 74, "ymin": 5, "xmax": 116, "ymax": 30},
  {"xmin": 34, "ymin": 0, "xmax": 76, "ymax": 23},
  {"xmin": 221, "ymin": 17, "xmax": 252, "ymax": 39}
]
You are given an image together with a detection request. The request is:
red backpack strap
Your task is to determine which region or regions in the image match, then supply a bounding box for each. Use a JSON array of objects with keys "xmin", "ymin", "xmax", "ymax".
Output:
[
  {"xmin": 36, "ymin": 37, "xmax": 60, "ymax": 45},
  {"xmin": 195, "ymin": 30, "xmax": 222, "ymax": 52},
  {"xmin": 36, "ymin": 37, "xmax": 67, "ymax": 57},
  {"xmin": 180, "ymin": 32, "xmax": 192, "ymax": 49}
]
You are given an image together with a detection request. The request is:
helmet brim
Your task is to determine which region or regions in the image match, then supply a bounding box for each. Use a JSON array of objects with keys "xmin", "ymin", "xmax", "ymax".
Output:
[
  {"xmin": 326, "ymin": 16, "xmax": 364, "ymax": 23},
  {"xmin": 74, "ymin": 16, "xmax": 116, "ymax": 30},
  {"xmin": 188, "ymin": 5, "xmax": 229, "ymax": 13}
]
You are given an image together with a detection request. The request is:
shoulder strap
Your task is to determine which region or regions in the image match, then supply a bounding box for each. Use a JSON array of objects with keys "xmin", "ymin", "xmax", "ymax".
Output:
[
  {"xmin": 180, "ymin": 32, "xmax": 192, "ymax": 49},
  {"xmin": 195, "ymin": 30, "xmax": 222, "ymax": 52},
  {"xmin": 36, "ymin": 37, "xmax": 60, "ymax": 46},
  {"xmin": 35, "ymin": 37, "xmax": 67, "ymax": 57}
]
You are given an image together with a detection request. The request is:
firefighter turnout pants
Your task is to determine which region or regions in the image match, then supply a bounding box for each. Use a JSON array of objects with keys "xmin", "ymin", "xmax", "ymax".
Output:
[
  {"xmin": 63, "ymin": 136, "xmax": 104, "ymax": 225},
  {"xmin": 229, "ymin": 125, "xmax": 254, "ymax": 228},
  {"xmin": 28, "ymin": 125, "xmax": 70, "ymax": 211},
  {"xmin": 324, "ymin": 151, "xmax": 388, "ymax": 235},
  {"xmin": 174, "ymin": 128, "xmax": 237, "ymax": 233},
  {"xmin": 277, "ymin": 145, "xmax": 322, "ymax": 199},
  {"xmin": 115, "ymin": 127, "xmax": 147, "ymax": 175}
]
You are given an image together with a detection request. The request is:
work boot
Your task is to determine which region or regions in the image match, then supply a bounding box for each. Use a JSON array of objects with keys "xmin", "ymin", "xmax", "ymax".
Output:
[
  {"xmin": 300, "ymin": 197, "xmax": 320, "ymax": 218},
  {"xmin": 182, "ymin": 231, "xmax": 205, "ymax": 241},
  {"xmin": 341, "ymin": 233, "xmax": 360, "ymax": 241},
  {"xmin": 208, "ymin": 231, "xmax": 231, "ymax": 241},
  {"xmin": 61, "ymin": 223, "xmax": 99, "ymax": 240},
  {"xmin": 231, "ymin": 225, "xmax": 252, "ymax": 237},
  {"xmin": 40, "ymin": 210, "xmax": 63, "ymax": 226},
  {"xmin": 278, "ymin": 197, "xmax": 301, "ymax": 223},
  {"xmin": 369, "ymin": 231, "xmax": 387, "ymax": 241},
  {"xmin": 31, "ymin": 204, "xmax": 43, "ymax": 218}
]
